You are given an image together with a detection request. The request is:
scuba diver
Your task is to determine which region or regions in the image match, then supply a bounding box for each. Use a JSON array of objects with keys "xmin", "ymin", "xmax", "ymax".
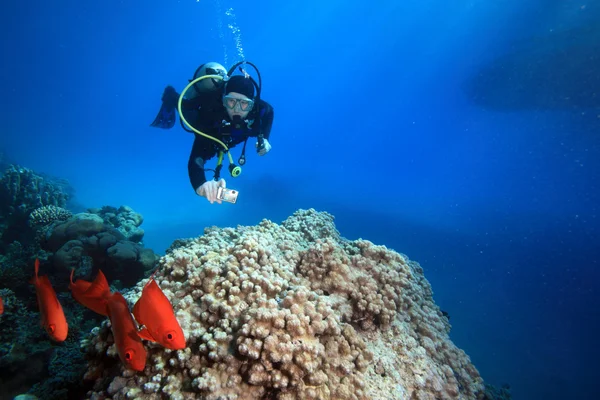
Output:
[{"xmin": 150, "ymin": 61, "xmax": 274, "ymax": 204}]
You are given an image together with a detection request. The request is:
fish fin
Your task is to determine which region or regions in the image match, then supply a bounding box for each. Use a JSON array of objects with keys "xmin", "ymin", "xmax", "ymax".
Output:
[
  {"xmin": 137, "ymin": 327, "xmax": 156, "ymax": 342},
  {"xmin": 147, "ymin": 269, "xmax": 159, "ymax": 282},
  {"xmin": 69, "ymin": 268, "xmax": 75, "ymax": 285},
  {"xmin": 133, "ymin": 278, "xmax": 165, "ymax": 324},
  {"xmin": 133, "ymin": 278, "xmax": 155, "ymax": 322},
  {"xmin": 84, "ymin": 270, "xmax": 111, "ymax": 298},
  {"xmin": 146, "ymin": 279, "xmax": 165, "ymax": 296},
  {"xmin": 132, "ymin": 295, "xmax": 143, "ymax": 325},
  {"xmin": 30, "ymin": 258, "xmax": 40, "ymax": 284},
  {"xmin": 89, "ymin": 297, "xmax": 110, "ymax": 317}
]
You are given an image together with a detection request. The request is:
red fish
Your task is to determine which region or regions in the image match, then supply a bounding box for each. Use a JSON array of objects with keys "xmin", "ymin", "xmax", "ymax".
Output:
[
  {"xmin": 30, "ymin": 259, "xmax": 68, "ymax": 342},
  {"xmin": 69, "ymin": 269, "xmax": 111, "ymax": 316},
  {"xmin": 0, "ymin": 295, "xmax": 4, "ymax": 315},
  {"xmin": 105, "ymin": 292, "xmax": 147, "ymax": 371},
  {"xmin": 132, "ymin": 278, "xmax": 186, "ymax": 350}
]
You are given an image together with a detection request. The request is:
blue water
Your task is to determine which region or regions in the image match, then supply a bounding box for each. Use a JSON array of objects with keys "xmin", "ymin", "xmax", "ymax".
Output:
[{"xmin": 1, "ymin": 0, "xmax": 599, "ymax": 399}]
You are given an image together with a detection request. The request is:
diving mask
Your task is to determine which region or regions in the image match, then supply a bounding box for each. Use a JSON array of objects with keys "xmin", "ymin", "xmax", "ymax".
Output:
[{"xmin": 223, "ymin": 95, "xmax": 254, "ymax": 112}]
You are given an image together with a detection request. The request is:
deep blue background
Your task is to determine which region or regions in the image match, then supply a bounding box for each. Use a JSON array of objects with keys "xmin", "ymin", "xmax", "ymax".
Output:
[{"xmin": 1, "ymin": 1, "xmax": 599, "ymax": 399}]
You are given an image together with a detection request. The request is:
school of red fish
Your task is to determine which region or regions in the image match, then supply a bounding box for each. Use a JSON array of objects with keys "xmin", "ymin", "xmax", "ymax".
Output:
[{"xmin": 0, "ymin": 259, "xmax": 186, "ymax": 371}]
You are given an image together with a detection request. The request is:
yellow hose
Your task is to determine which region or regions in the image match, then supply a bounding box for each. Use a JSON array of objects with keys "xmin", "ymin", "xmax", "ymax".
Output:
[{"xmin": 177, "ymin": 74, "xmax": 234, "ymax": 165}]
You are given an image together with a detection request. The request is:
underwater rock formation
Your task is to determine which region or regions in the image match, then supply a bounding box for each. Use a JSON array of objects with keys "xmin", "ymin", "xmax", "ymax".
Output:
[
  {"xmin": 0, "ymin": 165, "xmax": 70, "ymax": 218},
  {"xmin": 0, "ymin": 165, "xmax": 76, "ymax": 294},
  {"xmin": 40, "ymin": 207, "xmax": 156, "ymax": 287},
  {"xmin": 0, "ymin": 165, "xmax": 71, "ymax": 250},
  {"xmin": 83, "ymin": 209, "xmax": 485, "ymax": 400},
  {"xmin": 88, "ymin": 205, "xmax": 145, "ymax": 243}
]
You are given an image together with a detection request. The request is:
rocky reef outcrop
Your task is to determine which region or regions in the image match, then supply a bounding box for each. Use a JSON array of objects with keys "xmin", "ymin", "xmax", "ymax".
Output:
[
  {"xmin": 0, "ymin": 164, "xmax": 158, "ymax": 400},
  {"xmin": 83, "ymin": 209, "xmax": 485, "ymax": 400},
  {"xmin": 39, "ymin": 206, "xmax": 156, "ymax": 287}
]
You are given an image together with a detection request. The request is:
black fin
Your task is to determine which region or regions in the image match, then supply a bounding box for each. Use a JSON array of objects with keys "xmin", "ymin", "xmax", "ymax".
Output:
[{"xmin": 150, "ymin": 102, "xmax": 176, "ymax": 129}]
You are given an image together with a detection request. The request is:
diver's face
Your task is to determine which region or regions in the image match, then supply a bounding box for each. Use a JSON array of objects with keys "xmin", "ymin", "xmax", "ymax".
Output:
[{"xmin": 223, "ymin": 92, "xmax": 252, "ymax": 120}]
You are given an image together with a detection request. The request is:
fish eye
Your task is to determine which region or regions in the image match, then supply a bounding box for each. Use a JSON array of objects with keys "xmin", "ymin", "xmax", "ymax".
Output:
[
  {"xmin": 125, "ymin": 347, "xmax": 138, "ymax": 361},
  {"xmin": 165, "ymin": 331, "xmax": 176, "ymax": 341},
  {"xmin": 48, "ymin": 325, "xmax": 56, "ymax": 333}
]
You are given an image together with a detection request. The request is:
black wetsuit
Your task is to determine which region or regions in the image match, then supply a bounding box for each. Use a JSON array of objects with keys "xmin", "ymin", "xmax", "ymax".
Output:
[{"xmin": 180, "ymin": 91, "xmax": 274, "ymax": 191}]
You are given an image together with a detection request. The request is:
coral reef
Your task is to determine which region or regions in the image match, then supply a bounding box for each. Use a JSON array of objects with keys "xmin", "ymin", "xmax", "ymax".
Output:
[
  {"xmin": 28, "ymin": 205, "xmax": 72, "ymax": 228},
  {"xmin": 88, "ymin": 205, "xmax": 145, "ymax": 243},
  {"xmin": 0, "ymin": 243, "xmax": 33, "ymax": 294},
  {"xmin": 0, "ymin": 279, "xmax": 104, "ymax": 400},
  {"xmin": 41, "ymin": 208, "xmax": 157, "ymax": 287},
  {"xmin": 0, "ymin": 165, "xmax": 71, "ymax": 253},
  {"xmin": 82, "ymin": 209, "xmax": 485, "ymax": 399},
  {"xmin": 0, "ymin": 165, "xmax": 155, "ymax": 288},
  {"xmin": 483, "ymin": 383, "xmax": 511, "ymax": 400},
  {"xmin": 0, "ymin": 165, "xmax": 69, "ymax": 214},
  {"xmin": 0, "ymin": 164, "xmax": 159, "ymax": 399}
]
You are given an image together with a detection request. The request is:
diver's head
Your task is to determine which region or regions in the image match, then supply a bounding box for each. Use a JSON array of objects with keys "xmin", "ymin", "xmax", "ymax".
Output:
[{"xmin": 223, "ymin": 75, "xmax": 255, "ymax": 120}]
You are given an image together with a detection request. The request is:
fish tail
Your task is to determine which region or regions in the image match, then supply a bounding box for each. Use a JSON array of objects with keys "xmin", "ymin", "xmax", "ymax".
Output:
[
  {"xmin": 147, "ymin": 268, "xmax": 159, "ymax": 286},
  {"xmin": 85, "ymin": 270, "xmax": 111, "ymax": 298},
  {"xmin": 30, "ymin": 258, "xmax": 40, "ymax": 285}
]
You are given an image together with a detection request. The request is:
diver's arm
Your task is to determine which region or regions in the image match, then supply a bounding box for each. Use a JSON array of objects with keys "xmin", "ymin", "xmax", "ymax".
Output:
[
  {"xmin": 187, "ymin": 138, "xmax": 226, "ymax": 203},
  {"xmin": 187, "ymin": 137, "xmax": 214, "ymax": 192},
  {"xmin": 259, "ymin": 101, "xmax": 274, "ymax": 140}
]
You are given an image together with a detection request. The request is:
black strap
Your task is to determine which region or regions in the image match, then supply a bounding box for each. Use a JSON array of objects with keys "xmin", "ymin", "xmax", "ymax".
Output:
[{"xmin": 239, "ymin": 138, "xmax": 248, "ymax": 165}]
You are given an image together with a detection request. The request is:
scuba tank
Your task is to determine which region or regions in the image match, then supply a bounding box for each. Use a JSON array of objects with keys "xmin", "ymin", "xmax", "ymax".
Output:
[
  {"xmin": 178, "ymin": 61, "xmax": 265, "ymax": 179},
  {"xmin": 184, "ymin": 62, "xmax": 228, "ymax": 100}
]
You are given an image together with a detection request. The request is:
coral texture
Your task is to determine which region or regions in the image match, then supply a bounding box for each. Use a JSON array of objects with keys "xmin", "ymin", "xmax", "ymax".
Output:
[
  {"xmin": 42, "ymin": 209, "xmax": 156, "ymax": 286},
  {"xmin": 29, "ymin": 205, "xmax": 73, "ymax": 227},
  {"xmin": 0, "ymin": 165, "xmax": 69, "ymax": 221},
  {"xmin": 0, "ymin": 287, "xmax": 88, "ymax": 400},
  {"xmin": 88, "ymin": 205, "xmax": 145, "ymax": 243},
  {"xmin": 0, "ymin": 164, "xmax": 72, "ymax": 251},
  {"xmin": 82, "ymin": 209, "xmax": 485, "ymax": 400}
]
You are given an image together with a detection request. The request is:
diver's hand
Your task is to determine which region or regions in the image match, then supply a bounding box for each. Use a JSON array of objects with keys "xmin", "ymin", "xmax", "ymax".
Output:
[
  {"xmin": 256, "ymin": 139, "xmax": 272, "ymax": 156},
  {"xmin": 196, "ymin": 179, "xmax": 226, "ymax": 204},
  {"xmin": 162, "ymin": 86, "xmax": 180, "ymax": 109}
]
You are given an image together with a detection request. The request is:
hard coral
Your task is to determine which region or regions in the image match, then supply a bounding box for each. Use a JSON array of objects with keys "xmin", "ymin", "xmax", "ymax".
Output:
[
  {"xmin": 82, "ymin": 209, "xmax": 485, "ymax": 400},
  {"xmin": 88, "ymin": 205, "xmax": 145, "ymax": 243},
  {"xmin": 0, "ymin": 164, "xmax": 72, "ymax": 251},
  {"xmin": 0, "ymin": 165, "xmax": 69, "ymax": 221},
  {"xmin": 42, "ymin": 209, "xmax": 157, "ymax": 286},
  {"xmin": 28, "ymin": 205, "xmax": 72, "ymax": 228}
]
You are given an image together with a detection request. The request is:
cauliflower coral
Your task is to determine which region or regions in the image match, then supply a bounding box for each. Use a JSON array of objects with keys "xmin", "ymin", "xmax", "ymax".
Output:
[{"xmin": 82, "ymin": 209, "xmax": 485, "ymax": 400}]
